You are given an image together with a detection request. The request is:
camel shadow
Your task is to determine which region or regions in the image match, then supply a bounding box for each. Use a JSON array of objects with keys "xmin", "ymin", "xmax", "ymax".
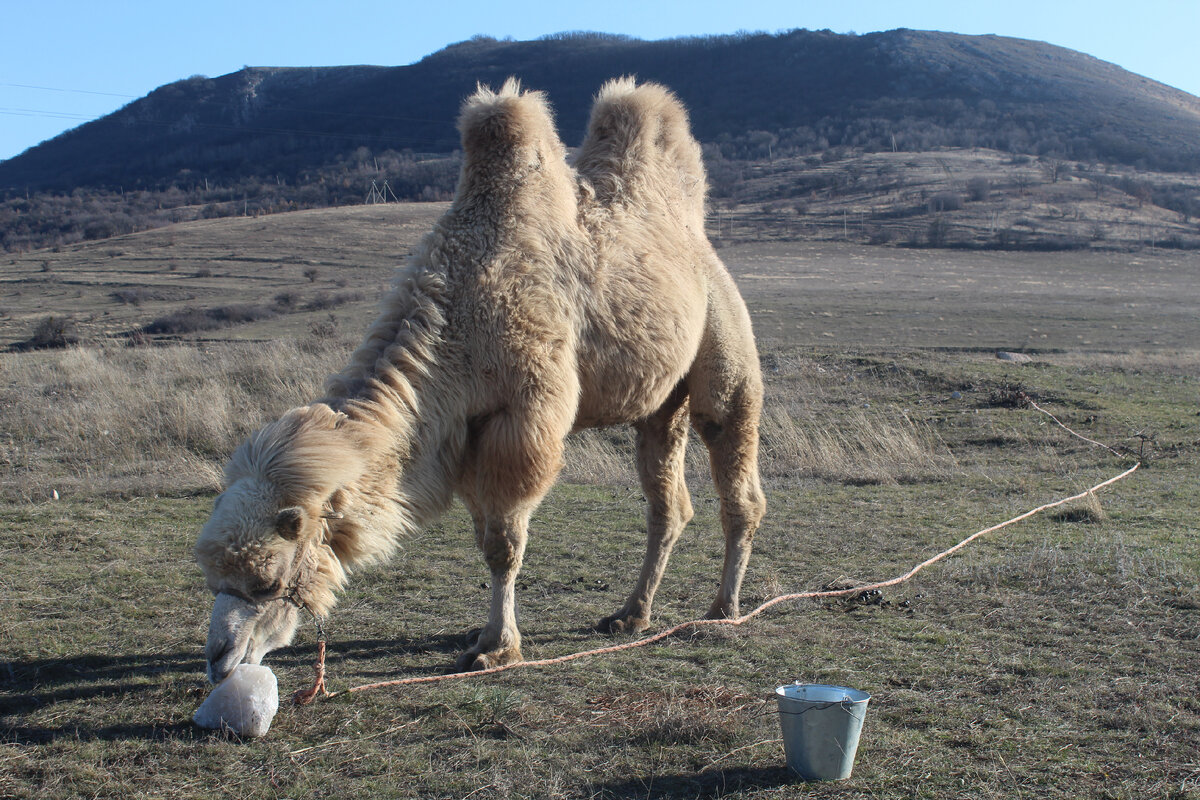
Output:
[
  {"xmin": 0, "ymin": 649, "xmax": 204, "ymax": 715},
  {"xmin": 2, "ymin": 719, "xmax": 203, "ymax": 745},
  {"xmin": 0, "ymin": 648, "xmax": 207, "ymax": 744},
  {"xmin": 310, "ymin": 626, "xmax": 629, "ymax": 680},
  {"xmin": 0, "ymin": 630, "xmax": 468, "ymax": 744}
]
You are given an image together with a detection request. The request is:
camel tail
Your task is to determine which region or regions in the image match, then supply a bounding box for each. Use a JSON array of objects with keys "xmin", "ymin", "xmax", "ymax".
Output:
[{"xmin": 575, "ymin": 77, "xmax": 708, "ymax": 226}]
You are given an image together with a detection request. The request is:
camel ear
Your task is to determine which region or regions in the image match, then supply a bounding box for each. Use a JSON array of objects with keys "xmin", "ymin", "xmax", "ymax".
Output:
[{"xmin": 274, "ymin": 507, "xmax": 305, "ymax": 541}]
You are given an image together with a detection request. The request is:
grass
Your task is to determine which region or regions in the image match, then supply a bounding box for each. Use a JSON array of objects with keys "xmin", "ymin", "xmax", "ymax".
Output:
[
  {"xmin": 1, "ymin": 205, "xmax": 1198, "ymax": 798},
  {"xmin": 0, "ymin": 341, "xmax": 345, "ymax": 501}
]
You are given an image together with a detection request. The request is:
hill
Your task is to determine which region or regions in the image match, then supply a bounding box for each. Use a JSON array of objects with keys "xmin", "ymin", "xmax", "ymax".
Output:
[
  {"xmin": 3, "ymin": 201, "xmax": 1198, "ymax": 352},
  {"xmin": 3, "ymin": 28, "xmax": 1200, "ymax": 197}
]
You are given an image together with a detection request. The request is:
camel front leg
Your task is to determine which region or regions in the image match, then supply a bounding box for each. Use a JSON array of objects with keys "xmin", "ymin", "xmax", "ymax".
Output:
[
  {"xmin": 455, "ymin": 397, "xmax": 571, "ymax": 672},
  {"xmin": 457, "ymin": 512, "xmax": 528, "ymax": 672}
]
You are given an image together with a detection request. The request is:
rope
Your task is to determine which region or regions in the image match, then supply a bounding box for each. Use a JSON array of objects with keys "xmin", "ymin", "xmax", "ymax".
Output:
[
  {"xmin": 291, "ymin": 640, "xmax": 329, "ymax": 704},
  {"xmin": 294, "ymin": 399, "xmax": 1140, "ymax": 704},
  {"xmin": 1027, "ymin": 398, "xmax": 1127, "ymax": 459}
]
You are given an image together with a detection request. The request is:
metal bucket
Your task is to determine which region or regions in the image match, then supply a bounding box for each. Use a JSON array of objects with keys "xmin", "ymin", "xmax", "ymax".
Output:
[{"xmin": 775, "ymin": 683, "xmax": 871, "ymax": 780}]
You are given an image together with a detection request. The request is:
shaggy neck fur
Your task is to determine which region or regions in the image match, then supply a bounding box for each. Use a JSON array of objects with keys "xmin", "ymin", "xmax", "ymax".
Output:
[{"xmin": 319, "ymin": 260, "xmax": 460, "ymax": 566}]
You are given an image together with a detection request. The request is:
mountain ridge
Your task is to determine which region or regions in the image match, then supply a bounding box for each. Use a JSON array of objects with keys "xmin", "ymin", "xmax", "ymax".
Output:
[{"xmin": 3, "ymin": 28, "xmax": 1200, "ymax": 194}]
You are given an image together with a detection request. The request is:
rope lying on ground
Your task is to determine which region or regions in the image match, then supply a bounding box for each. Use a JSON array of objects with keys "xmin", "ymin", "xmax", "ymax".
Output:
[
  {"xmin": 1027, "ymin": 398, "xmax": 1128, "ymax": 459},
  {"xmin": 294, "ymin": 400, "xmax": 1140, "ymax": 705}
]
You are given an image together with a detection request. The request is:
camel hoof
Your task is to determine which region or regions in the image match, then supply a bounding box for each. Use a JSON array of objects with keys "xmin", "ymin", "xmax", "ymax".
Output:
[
  {"xmin": 597, "ymin": 613, "xmax": 650, "ymax": 635},
  {"xmin": 455, "ymin": 651, "xmax": 490, "ymax": 672},
  {"xmin": 454, "ymin": 646, "xmax": 522, "ymax": 673},
  {"xmin": 705, "ymin": 602, "xmax": 738, "ymax": 621}
]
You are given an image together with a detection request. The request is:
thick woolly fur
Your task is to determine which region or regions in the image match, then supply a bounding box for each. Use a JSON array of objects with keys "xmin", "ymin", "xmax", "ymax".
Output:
[{"xmin": 198, "ymin": 78, "xmax": 766, "ymax": 674}]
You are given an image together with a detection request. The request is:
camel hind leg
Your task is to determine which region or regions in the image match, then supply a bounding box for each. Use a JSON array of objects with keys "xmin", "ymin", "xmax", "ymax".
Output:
[
  {"xmin": 693, "ymin": 390, "xmax": 765, "ymax": 620},
  {"xmin": 689, "ymin": 274, "xmax": 766, "ymax": 620},
  {"xmin": 599, "ymin": 384, "xmax": 693, "ymax": 634}
]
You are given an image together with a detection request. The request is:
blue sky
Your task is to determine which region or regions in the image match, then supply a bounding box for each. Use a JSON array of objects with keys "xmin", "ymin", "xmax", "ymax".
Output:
[{"xmin": 3, "ymin": 0, "xmax": 1199, "ymax": 162}]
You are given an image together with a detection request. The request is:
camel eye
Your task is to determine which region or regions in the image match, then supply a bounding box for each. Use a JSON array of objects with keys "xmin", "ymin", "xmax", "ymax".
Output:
[{"xmin": 275, "ymin": 507, "xmax": 305, "ymax": 540}]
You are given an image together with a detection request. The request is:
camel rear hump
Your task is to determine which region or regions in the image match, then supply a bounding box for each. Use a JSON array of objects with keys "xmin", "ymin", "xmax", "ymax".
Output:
[{"xmin": 575, "ymin": 77, "xmax": 708, "ymax": 228}]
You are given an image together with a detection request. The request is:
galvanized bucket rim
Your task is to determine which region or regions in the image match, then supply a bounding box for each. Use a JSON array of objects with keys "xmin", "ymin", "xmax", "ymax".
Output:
[{"xmin": 775, "ymin": 683, "xmax": 871, "ymax": 711}]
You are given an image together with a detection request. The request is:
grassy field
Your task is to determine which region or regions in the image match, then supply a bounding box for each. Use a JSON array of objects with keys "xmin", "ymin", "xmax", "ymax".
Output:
[{"xmin": 1, "ymin": 205, "xmax": 1198, "ymax": 799}]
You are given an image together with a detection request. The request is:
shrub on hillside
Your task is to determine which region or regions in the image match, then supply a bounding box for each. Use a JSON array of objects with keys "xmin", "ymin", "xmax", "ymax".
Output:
[
  {"xmin": 142, "ymin": 304, "xmax": 276, "ymax": 335},
  {"xmin": 110, "ymin": 287, "xmax": 173, "ymax": 305},
  {"xmin": 928, "ymin": 192, "xmax": 963, "ymax": 212},
  {"xmin": 966, "ymin": 177, "xmax": 991, "ymax": 201},
  {"xmin": 15, "ymin": 315, "xmax": 80, "ymax": 350},
  {"xmin": 142, "ymin": 308, "xmax": 218, "ymax": 335}
]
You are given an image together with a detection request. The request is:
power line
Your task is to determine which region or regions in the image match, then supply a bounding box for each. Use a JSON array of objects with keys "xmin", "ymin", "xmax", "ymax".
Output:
[
  {"xmin": 0, "ymin": 107, "xmax": 97, "ymax": 120},
  {"xmin": 1, "ymin": 82, "xmax": 139, "ymax": 99},
  {"xmin": 0, "ymin": 107, "xmax": 457, "ymax": 149},
  {"xmin": 0, "ymin": 78, "xmax": 591, "ymax": 153}
]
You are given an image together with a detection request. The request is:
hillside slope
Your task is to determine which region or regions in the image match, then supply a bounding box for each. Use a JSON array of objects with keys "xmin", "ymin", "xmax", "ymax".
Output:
[{"xmin": 3, "ymin": 28, "xmax": 1200, "ymax": 193}]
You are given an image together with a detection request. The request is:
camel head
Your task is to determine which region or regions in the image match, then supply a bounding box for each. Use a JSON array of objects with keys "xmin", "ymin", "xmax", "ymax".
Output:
[{"xmin": 195, "ymin": 406, "xmax": 357, "ymax": 683}]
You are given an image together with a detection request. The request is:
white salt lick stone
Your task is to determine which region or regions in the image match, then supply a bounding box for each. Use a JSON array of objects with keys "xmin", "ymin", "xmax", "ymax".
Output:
[{"xmin": 193, "ymin": 663, "xmax": 279, "ymax": 737}]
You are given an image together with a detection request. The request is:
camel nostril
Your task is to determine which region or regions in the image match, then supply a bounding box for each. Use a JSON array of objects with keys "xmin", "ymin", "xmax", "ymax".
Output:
[
  {"xmin": 207, "ymin": 663, "xmax": 228, "ymax": 685},
  {"xmin": 206, "ymin": 651, "xmax": 228, "ymax": 684}
]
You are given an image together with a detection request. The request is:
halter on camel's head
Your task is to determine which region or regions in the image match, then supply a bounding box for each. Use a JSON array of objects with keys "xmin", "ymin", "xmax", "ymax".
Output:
[{"xmin": 194, "ymin": 404, "xmax": 359, "ymax": 683}]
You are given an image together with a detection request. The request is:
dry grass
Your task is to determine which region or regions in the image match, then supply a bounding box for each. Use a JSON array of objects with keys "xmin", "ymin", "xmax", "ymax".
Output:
[
  {"xmin": 758, "ymin": 403, "xmax": 954, "ymax": 485},
  {"xmin": 1043, "ymin": 348, "xmax": 1200, "ymax": 374},
  {"xmin": 0, "ymin": 341, "xmax": 343, "ymax": 501},
  {"xmin": 2, "ymin": 339, "xmax": 960, "ymax": 503}
]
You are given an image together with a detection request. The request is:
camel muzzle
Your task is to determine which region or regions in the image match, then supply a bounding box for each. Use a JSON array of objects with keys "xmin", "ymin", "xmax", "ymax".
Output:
[
  {"xmin": 205, "ymin": 590, "xmax": 303, "ymax": 684},
  {"xmin": 205, "ymin": 591, "xmax": 264, "ymax": 684}
]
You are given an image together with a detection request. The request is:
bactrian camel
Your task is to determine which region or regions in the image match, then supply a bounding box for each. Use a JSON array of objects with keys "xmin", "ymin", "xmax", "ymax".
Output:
[{"xmin": 196, "ymin": 77, "xmax": 765, "ymax": 681}]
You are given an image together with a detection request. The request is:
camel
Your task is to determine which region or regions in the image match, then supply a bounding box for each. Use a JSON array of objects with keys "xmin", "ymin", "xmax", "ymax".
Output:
[{"xmin": 196, "ymin": 77, "xmax": 765, "ymax": 682}]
